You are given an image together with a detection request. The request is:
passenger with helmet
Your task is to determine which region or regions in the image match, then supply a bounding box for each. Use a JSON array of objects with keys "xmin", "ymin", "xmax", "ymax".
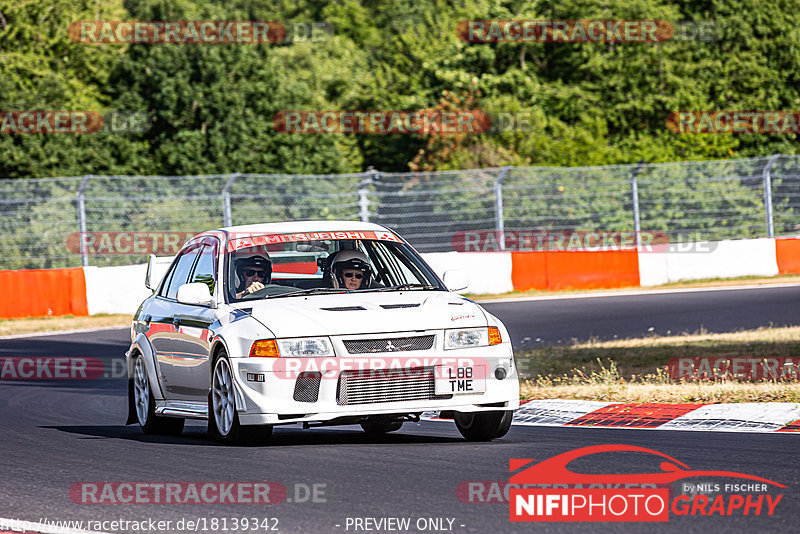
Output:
[
  {"xmin": 234, "ymin": 253, "xmax": 272, "ymax": 298},
  {"xmin": 329, "ymin": 250, "xmax": 372, "ymax": 290}
]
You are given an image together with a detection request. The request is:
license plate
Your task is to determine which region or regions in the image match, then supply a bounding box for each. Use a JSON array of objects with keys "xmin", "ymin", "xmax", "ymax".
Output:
[{"xmin": 435, "ymin": 365, "xmax": 486, "ymax": 395}]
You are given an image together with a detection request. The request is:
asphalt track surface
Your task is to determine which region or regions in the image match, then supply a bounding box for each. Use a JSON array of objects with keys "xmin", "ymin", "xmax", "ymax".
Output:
[
  {"xmin": 482, "ymin": 284, "xmax": 800, "ymax": 347},
  {"xmin": 1, "ymin": 287, "xmax": 799, "ymax": 533}
]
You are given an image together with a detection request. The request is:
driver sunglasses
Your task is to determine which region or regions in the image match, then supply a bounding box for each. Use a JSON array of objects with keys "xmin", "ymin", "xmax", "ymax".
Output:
[
  {"xmin": 343, "ymin": 272, "xmax": 364, "ymax": 279},
  {"xmin": 244, "ymin": 269, "xmax": 266, "ymax": 277}
]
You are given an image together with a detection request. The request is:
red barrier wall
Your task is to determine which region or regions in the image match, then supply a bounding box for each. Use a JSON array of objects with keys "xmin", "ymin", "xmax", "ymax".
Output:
[
  {"xmin": 776, "ymin": 238, "xmax": 800, "ymax": 274},
  {"xmin": 0, "ymin": 268, "xmax": 89, "ymax": 319},
  {"xmin": 511, "ymin": 250, "xmax": 640, "ymax": 291}
]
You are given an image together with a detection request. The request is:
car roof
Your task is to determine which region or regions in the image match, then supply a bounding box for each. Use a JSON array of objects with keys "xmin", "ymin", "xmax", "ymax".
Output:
[{"xmin": 217, "ymin": 220, "xmax": 390, "ymax": 235}]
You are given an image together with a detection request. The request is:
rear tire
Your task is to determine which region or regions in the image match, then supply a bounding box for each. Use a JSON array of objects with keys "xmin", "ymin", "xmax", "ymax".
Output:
[
  {"xmin": 209, "ymin": 351, "xmax": 272, "ymax": 445},
  {"xmin": 454, "ymin": 410, "xmax": 513, "ymax": 441},
  {"xmin": 360, "ymin": 417, "xmax": 403, "ymax": 435},
  {"xmin": 133, "ymin": 354, "xmax": 184, "ymax": 436}
]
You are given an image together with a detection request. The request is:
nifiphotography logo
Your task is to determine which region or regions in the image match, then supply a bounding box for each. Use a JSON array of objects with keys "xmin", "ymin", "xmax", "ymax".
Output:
[{"xmin": 509, "ymin": 445, "xmax": 784, "ymax": 522}]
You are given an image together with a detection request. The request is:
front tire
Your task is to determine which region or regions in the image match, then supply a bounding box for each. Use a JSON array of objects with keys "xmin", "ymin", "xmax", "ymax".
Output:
[
  {"xmin": 209, "ymin": 352, "xmax": 272, "ymax": 445},
  {"xmin": 454, "ymin": 410, "xmax": 513, "ymax": 441},
  {"xmin": 133, "ymin": 354, "xmax": 184, "ymax": 436}
]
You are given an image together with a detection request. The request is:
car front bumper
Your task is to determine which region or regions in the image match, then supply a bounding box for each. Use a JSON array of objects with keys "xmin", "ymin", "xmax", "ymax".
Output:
[{"xmin": 230, "ymin": 347, "xmax": 520, "ymax": 426}]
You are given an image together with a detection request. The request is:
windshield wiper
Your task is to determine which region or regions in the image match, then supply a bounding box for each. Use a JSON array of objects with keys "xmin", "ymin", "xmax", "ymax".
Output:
[
  {"xmin": 362, "ymin": 283, "xmax": 440, "ymax": 292},
  {"xmin": 267, "ymin": 287, "xmax": 347, "ymax": 299}
]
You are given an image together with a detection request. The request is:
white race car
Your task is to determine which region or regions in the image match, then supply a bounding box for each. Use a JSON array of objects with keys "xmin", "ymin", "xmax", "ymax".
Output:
[{"xmin": 126, "ymin": 221, "xmax": 519, "ymax": 444}]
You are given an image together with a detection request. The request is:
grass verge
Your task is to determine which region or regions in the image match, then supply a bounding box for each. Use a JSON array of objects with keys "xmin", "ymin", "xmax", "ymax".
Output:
[
  {"xmin": 0, "ymin": 314, "xmax": 132, "ymax": 337},
  {"xmin": 515, "ymin": 326, "xmax": 800, "ymax": 403}
]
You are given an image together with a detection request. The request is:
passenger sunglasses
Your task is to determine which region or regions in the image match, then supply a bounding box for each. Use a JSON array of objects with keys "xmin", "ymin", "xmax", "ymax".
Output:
[
  {"xmin": 244, "ymin": 269, "xmax": 266, "ymax": 277},
  {"xmin": 343, "ymin": 273, "xmax": 364, "ymax": 279}
]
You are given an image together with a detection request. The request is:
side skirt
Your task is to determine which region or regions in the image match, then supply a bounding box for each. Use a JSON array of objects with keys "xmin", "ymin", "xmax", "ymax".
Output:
[{"xmin": 155, "ymin": 400, "xmax": 208, "ymax": 419}]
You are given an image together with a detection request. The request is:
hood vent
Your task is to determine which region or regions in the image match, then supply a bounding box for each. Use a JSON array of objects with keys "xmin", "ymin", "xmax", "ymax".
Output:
[
  {"xmin": 320, "ymin": 306, "xmax": 366, "ymax": 311},
  {"xmin": 380, "ymin": 303, "xmax": 420, "ymax": 309}
]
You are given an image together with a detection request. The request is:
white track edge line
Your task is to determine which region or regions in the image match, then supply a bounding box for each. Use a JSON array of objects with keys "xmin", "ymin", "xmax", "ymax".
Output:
[
  {"xmin": 0, "ymin": 517, "xmax": 109, "ymax": 534},
  {"xmin": 0, "ymin": 325, "xmax": 128, "ymax": 340},
  {"xmin": 476, "ymin": 282, "xmax": 800, "ymax": 304}
]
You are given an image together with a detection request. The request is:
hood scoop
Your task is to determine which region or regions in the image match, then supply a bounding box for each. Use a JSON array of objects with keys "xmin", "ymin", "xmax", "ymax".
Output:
[
  {"xmin": 320, "ymin": 306, "xmax": 366, "ymax": 311},
  {"xmin": 380, "ymin": 303, "xmax": 420, "ymax": 309}
]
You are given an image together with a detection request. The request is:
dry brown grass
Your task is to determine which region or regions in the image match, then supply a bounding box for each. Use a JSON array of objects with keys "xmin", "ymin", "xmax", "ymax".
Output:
[
  {"xmin": 570, "ymin": 326, "xmax": 800, "ymax": 349},
  {"xmin": 0, "ymin": 314, "xmax": 132, "ymax": 336},
  {"xmin": 515, "ymin": 326, "xmax": 800, "ymax": 402}
]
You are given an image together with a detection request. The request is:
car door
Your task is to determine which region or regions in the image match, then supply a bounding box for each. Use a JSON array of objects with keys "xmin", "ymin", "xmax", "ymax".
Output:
[
  {"xmin": 146, "ymin": 242, "xmax": 203, "ymax": 400},
  {"xmin": 161, "ymin": 238, "xmax": 220, "ymax": 401}
]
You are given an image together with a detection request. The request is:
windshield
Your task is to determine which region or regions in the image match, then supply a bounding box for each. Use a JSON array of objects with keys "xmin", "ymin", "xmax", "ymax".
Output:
[{"xmin": 226, "ymin": 235, "xmax": 443, "ymax": 302}]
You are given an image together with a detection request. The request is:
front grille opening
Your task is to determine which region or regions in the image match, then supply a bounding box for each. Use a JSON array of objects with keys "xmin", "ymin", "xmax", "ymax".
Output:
[
  {"xmin": 293, "ymin": 371, "xmax": 322, "ymax": 403},
  {"xmin": 337, "ymin": 366, "xmax": 452, "ymax": 405},
  {"xmin": 344, "ymin": 335, "xmax": 435, "ymax": 354}
]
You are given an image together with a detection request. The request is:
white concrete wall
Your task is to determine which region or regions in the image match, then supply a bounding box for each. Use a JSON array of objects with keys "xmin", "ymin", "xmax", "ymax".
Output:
[
  {"xmin": 638, "ymin": 238, "xmax": 778, "ymax": 286},
  {"xmin": 82, "ymin": 240, "xmax": 781, "ymax": 314},
  {"xmin": 83, "ymin": 264, "xmax": 150, "ymax": 315},
  {"xmin": 421, "ymin": 251, "xmax": 513, "ymax": 295},
  {"xmin": 83, "ymin": 259, "xmax": 172, "ymax": 315}
]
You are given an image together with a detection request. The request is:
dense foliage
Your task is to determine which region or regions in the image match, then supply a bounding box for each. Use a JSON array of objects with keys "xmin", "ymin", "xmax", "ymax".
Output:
[{"xmin": 1, "ymin": 0, "xmax": 799, "ymax": 178}]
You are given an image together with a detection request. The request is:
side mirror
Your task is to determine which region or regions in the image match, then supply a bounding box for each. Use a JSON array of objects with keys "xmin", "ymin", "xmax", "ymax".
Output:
[
  {"xmin": 443, "ymin": 270, "xmax": 469, "ymax": 292},
  {"xmin": 145, "ymin": 254, "xmax": 157, "ymax": 291},
  {"xmin": 177, "ymin": 282, "xmax": 214, "ymax": 307}
]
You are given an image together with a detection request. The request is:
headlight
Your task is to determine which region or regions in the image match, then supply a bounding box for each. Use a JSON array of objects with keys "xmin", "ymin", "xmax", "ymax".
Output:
[
  {"xmin": 444, "ymin": 327, "xmax": 502, "ymax": 349},
  {"xmin": 277, "ymin": 337, "xmax": 334, "ymax": 357}
]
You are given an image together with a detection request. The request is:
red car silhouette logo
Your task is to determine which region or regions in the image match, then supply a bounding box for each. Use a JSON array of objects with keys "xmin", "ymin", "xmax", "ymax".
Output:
[{"xmin": 510, "ymin": 444, "xmax": 785, "ymax": 487}]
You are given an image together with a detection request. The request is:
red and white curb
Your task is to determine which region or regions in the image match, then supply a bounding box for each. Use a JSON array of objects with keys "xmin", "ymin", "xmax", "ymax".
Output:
[{"xmin": 424, "ymin": 400, "xmax": 800, "ymax": 433}]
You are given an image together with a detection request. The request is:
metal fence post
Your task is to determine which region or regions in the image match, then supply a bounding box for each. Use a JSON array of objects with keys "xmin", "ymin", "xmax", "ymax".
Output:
[
  {"xmin": 762, "ymin": 154, "xmax": 779, "ymax": 238},
  {"xmin": 222, "ymin": 173, "xmax": 239, "ymax": 227},
  {"xmin": 631, "ymin": 160, "xmax": 645, "ymax": 248},
  {"xmin": 494, "ymin": 166, "xmax": 512, "ymax": 250},
  {"xmin": 77, "ymin": 175, "xmax": 91, "ymax": 267},
  {"xmin": 359, "ymin": 167, "xmax": 376, "ymax": 223}
]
